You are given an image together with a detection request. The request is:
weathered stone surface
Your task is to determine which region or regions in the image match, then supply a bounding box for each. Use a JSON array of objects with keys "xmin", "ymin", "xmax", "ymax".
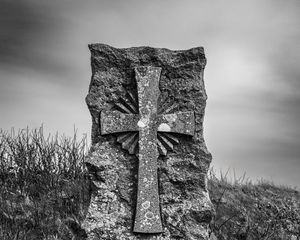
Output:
[{"xmin": 83, "ymin": 44, "xmax": 213, "ymax": 239}]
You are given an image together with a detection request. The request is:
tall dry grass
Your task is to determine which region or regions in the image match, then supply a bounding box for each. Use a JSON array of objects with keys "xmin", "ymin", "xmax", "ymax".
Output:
[{"xmin": 0, "ymin": 127, "xmax": 89, "ymax": 240}]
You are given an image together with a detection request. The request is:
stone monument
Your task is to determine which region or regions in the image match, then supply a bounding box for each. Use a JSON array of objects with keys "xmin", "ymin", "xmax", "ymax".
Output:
[{"xmin": 83, "ymin": 44, "xmax": 214, "ymax": 240}]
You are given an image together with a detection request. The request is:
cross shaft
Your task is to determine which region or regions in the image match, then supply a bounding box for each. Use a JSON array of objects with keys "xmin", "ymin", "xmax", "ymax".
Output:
[{"xmin": 100, "ymin": 66, "xmax": 195, "ymax": 233}]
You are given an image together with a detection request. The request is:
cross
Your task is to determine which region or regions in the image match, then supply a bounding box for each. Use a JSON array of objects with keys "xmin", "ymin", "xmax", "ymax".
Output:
[{"xmin": 100, "ymin": 66, "xmax": 195, "ymax": 233}]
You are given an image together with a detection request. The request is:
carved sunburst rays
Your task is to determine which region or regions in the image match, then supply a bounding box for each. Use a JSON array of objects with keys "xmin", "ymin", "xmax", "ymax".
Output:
[
  {"xmin": 113, "ymin": 91, "xmax": 180, "ymax": 156},
  {"xmin": 157, "ymin": 98, "xmax": 180, "ymax": 155},
  {"xmin": 156, "ymin": 132, "xmax": 179, "ymax": 155},
  {"xmin": 114, "ymin": 91, "xmax": 139, "ymax": 154},
  {"xmin": 114, "ymin": 91, "xmax": 139, "ymax": 114}
]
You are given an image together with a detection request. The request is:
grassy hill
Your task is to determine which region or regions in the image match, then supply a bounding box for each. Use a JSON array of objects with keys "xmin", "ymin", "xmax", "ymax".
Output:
[
  {"xmin": 208, "ymin": 172, "xmax": 300, "ymax": 240},
  {"xmin": 0, "ymin": 128, "xmax": 299, "ymax": 239}
]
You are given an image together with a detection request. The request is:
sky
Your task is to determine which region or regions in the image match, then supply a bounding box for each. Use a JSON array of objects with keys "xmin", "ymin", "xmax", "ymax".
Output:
[{"xmin": 0, "ymin": 0, "xmax": 299, "ymax": 187}]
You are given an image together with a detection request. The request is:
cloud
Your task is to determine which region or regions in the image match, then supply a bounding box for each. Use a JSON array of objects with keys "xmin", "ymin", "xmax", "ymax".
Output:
[
  {"xmin": 0, "ymin": 1, "xmax": 68, "ymax": 75},
  {"xmin": 0, "ymin": 0, "xmax": 299, "ymax": 186}
]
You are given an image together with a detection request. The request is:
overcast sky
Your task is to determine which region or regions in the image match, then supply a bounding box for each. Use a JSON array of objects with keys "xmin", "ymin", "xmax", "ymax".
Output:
[{"xmin": 0, "ymin": 0, "xmax": 299, "ymax": 187}]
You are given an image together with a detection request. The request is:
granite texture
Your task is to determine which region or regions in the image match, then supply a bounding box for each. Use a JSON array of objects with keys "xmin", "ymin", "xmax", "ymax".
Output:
[{"xmin": 83, "ymin": 44, "xmax": 214, "ymax": 240}]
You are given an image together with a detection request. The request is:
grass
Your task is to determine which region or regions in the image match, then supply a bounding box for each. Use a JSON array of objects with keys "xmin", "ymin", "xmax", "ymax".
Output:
[
  {"xmin": 0, "ymin": 127, "xmax": 299, "ymax": 239},
  {"xmin": 0, "ymin": 127, "xmax": 89, "ymax": 240},
  {"xmin": 208, "ymin": 169, "xmax": 300, "ymax": 240}
]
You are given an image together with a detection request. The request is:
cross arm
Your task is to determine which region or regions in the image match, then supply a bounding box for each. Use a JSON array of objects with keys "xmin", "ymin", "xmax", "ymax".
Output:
[
  {"xmin": 100, "ymin": 110, "xmax": 139, "ymax": 135},
  {"xmin": 157, "ymin": 111, "xmax": 195, "ymax": 136}
]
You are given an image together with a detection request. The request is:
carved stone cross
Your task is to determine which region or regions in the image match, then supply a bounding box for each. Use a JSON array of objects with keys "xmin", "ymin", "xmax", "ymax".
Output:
[{"xmin": 100, "ymin": 66, "xmax": 195, "ymax": 233}]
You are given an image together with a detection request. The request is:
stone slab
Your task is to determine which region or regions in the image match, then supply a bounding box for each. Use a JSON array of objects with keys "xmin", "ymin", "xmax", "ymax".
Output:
[{"xmin": 83, "ymin": 44, "xmax": 213, "ymax": 240}]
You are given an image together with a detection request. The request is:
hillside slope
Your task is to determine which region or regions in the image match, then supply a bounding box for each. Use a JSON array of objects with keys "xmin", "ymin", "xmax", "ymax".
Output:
[{"xmin": 208, "ymin": 174, "xmax": 300, "ymax": 240}]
